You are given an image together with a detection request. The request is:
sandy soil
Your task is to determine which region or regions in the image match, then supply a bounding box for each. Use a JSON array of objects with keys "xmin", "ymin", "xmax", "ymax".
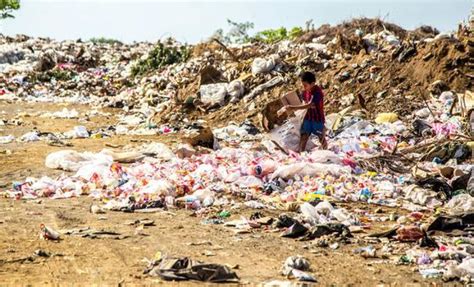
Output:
[{"xmin": 0, "ymin": 101, "xmax": 454, "ymax": 286}]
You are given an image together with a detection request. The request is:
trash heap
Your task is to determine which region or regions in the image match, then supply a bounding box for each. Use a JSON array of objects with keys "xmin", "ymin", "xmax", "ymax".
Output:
[
  {"xmin": 1, "ymin": 16, "xmax": 474, "ymax": 283},
  {"xmin": 1, "ymin": 18, "xmax": 472, "ymax": 131}
]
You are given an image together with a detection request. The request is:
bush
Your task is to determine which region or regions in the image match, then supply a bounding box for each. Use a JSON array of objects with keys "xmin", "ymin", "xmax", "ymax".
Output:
[
  {"xmin": 49, "ymin": 69, "xmax": 76, "ymax": 81},
  {"xmin": 211, "ymin": 19, "xmax": 255, "ymax": 44},
  {"xmin": 0, "ymin": 0, "xmax": 20, "ymax": 20},
  {"xmin": 89, "ymin": 37, "xmax": 122, "ymax": 45},
  {"xmin": 130, "ymin": 42, "xmax": 190, "ymax": 77},
  {"xmin": 253, "ymin": 26, "xmax": 304, "ymax": 44},
  {"xmin": 29, "ymin": 68, "xmax": 77, "ymax": 83}
]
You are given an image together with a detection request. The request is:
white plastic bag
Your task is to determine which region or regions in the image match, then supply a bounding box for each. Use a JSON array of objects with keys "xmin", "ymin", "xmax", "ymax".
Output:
[
  {"xmin": 404, "ymin": 184, "xmax": 442, "ymax": 208},
  {"xmin": 20, "ymin": 131, "xmax": 40, "ymax": 142},
  {"xmin": 0, "ymin": 135, "xmax": 15, "ymax": 144},
  {"xmin": 227, "ymin": 80, "xmax": 244, "ymax": 103},
  {"xmin": 65, "ymin": 126, "xmax": 89, "ymax": 138},
  {"xmin": 337, "ymin": 120, "xmax": 375, "ymax": 138},
  {"xmin": 308, "ymin": 150, "xmax": 342, "ymax": 164},
  {"xmin": 75, "ymin": 163, "xmax": 111, "ymax": 181},
  {"xmin": 200, "ymin": 83, "xmax": 227, "ymax": 106},
  {"xmin": 457, "ymin": 258, "xmax": 474, "ymax": 276},
  {"xmin": 251, "ymin": 55, "xmax": 278, "ymax": 75},
  {"xmin": 300, "ymin": 202, "xmax": 319, "ymax": 224},
  {"xmin": 314, "ymin": 200, "xmax": 334, "ymax": 216},
  {"xmin": 233, "ymin": 175, "xmax": 264, "ymax": 188}
]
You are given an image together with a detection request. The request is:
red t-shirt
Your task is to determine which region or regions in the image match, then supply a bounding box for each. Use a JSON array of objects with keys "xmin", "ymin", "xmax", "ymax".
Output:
[{"xmin": 302, "ymin": 85, "xmax": 325, "ymax": 123}]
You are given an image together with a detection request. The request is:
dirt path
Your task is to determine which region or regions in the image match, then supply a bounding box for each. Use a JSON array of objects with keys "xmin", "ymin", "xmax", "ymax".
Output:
[{"xmin": 0, "ymin": 197, "xmax": 437, "ymax": 286}]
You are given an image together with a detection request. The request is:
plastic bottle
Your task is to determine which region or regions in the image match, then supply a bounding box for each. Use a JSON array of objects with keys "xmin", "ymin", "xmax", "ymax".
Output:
[{"xmin": 359, "ymin": 188, "xmax": 372, "ymax": 200}]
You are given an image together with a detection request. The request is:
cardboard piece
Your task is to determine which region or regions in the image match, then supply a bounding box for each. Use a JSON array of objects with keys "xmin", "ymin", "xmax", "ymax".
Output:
[
  {"xmin": 278, "ymin": 91, "xmax": 302, "ymax": 117},
  {"xmin": 281, "ymin": 91, "xmax": 302, "ymax": 106}
]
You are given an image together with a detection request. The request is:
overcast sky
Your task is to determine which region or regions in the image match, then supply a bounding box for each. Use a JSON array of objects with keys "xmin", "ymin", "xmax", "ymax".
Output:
[{"xmin": 0, "ymin": 0, "xmax": 471, "ymax": 43}]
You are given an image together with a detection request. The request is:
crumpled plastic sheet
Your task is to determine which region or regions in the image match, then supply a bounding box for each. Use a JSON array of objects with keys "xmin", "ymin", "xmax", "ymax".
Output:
[
  {"xmin": 0, "ymin": 135, "xmax": 15, "ymax": 144},
  {"xmin": 445, "ymin": 194, "xmax": 474, "ymax": 214},
  {"xmin": 45, "ymin": 150, "xmax": 114, "ymax": 172},
  {"xmin": 251, "ymin": 54, "xmax": 279, "ymax": 75},
  {"xmin": 199, "ymin": 83, "xmax": 227, "ymax": 106}
]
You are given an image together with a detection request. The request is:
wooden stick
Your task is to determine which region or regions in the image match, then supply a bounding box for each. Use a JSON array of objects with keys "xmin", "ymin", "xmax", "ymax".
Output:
[
  {"xmin": 398, "ymin": 138, "xmax": 448, "ymax": 154},
  {"xmin": 212, "ymin": 38, "xmax": 238, "ymax": 61},
  {"xmin": 417, "ymin": 87, "xmax": 436, "ymax": 119}
]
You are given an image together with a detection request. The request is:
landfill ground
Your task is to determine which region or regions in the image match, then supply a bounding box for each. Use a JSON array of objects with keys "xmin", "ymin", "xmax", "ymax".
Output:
[
  {"xmin": 0, "ymin": 101, "xmax": 453, "ymax": 286},
  {"xmin": 0, "ymin": 101, "xmax": 446, "ymax": 286},
  {"xmin": 0, "ymin": 199, "xmax": 430, "ymax": 286},
  {"xmin": 0, "ymin": 15, "xmax": 473, "ymax": 286}
]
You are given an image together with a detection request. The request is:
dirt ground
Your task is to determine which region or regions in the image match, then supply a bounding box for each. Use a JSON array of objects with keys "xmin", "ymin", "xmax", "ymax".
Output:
[{"xmin": 0, "ymin": 101, "xmax": 456, "ymax": 285}]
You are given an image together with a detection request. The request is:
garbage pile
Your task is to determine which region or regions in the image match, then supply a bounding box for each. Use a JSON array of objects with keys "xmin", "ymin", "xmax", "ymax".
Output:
[
  {"xmin": 1, "ymin": 18, "xmax": 472, "ymax": 132},
  {"xmin": 0, "ymin": 16, "xmax": 473, "ymax": 283}
]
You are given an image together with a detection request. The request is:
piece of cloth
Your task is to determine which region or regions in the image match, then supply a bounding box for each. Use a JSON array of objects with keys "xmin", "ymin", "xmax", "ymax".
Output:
[
  {"xmin": 302, "ymin": 85, "xmax": 325, "ymax": 123},
  {"xmin": 301, "ymin": 120, "xmax": 324, "ymax": 136},
  {"xmin": 303, "ymin": 223, "xmax": 352, "ymax": 240},
  {"xmin": 427, "ymin": 212, "xmax": 474, "ymax": 233},
  {"xmin": 146, "ymin": 256, "xmax": 239, "ymax": 283}
]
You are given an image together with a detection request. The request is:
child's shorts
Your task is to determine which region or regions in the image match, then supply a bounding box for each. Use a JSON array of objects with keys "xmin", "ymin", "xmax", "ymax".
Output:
[{"xmin": 301, "ymin": 120, "xmax": 324, "ymax": 136}]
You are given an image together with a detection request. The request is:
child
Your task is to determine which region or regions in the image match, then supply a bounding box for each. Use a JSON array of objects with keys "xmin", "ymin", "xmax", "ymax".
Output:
[{"xmin": 284, "ymin": 71, "xmax": 327, "ymax": 152}]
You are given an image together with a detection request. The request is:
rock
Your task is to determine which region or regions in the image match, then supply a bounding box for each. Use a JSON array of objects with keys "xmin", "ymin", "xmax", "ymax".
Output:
[
  {"xmin": 338, "ymin": 71, "xmax": 351, "ymax": 82},
  {"xmin": 398, "ymin": 46, "xmax": 416, "ymax": 62},
  {"xmin": 183, "ymin": 126, "xmax": 215, "ymax": 149},
  {"xmin": 90, "ymin": 205, "xmax": 106, "ymax": 214},
  {"xmin": 174, "ymin": 143, "xmax": 196, "ymax": 159}
]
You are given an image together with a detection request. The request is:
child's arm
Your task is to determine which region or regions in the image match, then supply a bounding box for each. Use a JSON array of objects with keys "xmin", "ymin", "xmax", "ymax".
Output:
[
  {"xmin": 287, "ymin": 94, "xmax": 314, "ymax": 111},
  {"xmin": 277, "ymin": 93, "xmax": 315, "ymax": 116},
  {"xmin": 286, "ymin": 102, "xmax": 311, "ymax": 111},
  {"xmin": 277, "ymin": 102, "xmax": 311, "ymax": 117}
]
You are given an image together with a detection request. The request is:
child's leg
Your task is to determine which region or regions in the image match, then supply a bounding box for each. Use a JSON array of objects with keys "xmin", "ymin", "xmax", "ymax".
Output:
[
  {"xmin": 318, "ymin": 128, "xmax": 328, "ymax": 149},
  {"xmin": 299, "ymin": 133, "xmax": 310, "ymax": 152}
]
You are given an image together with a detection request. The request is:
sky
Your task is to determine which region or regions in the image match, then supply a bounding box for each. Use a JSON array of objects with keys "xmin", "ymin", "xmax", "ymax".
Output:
[{"xmin": 0, "ymin": 0, "xmax": 472, "ymax": 43}]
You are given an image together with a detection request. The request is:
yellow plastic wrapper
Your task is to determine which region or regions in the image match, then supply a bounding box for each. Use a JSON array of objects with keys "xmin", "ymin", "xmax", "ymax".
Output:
[
  {"xmin": 366, "ymin": 171, "xmax": 377, "ymax": 177},
  {"xmin": 303, "ymin": 193, "xmax": 329, "ymax": 201},
  {"xmin": 91, "ymin": 133, "xmax": 102, "ymax": 139},
  {"xmin": 466, "ymin": 141, "xmax": 474, "ymax": 150},
  {"xmin": 154, "ymin": 251, "xmax": 163, "ymax": 261},
  {"xmin": 375, "ymin": 112, "xmax": 398, "ymax": 124}
]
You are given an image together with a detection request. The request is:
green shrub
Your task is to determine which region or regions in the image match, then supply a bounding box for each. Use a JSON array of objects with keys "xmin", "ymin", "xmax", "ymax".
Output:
[
  {"xmin": 0, "ymin": 0, "xmax": 20, "ymax": 20},
  {"xmin": 254, "ymin": 26, "xmax": 304, "ymax": 44},
  {"xmin": 130, "ymin": 42, "xmax": 190, "ymax": 77},
  {"xmin": 29, "ymin": 68, "xmax": 76, "ymax": 83},
  {"xmin": 90, "ymin": 37, "xmax": 122, "ymax": 45},
  {"xmin": 48, "ymin": 68, "xmax": 76, "ymax": 81}
]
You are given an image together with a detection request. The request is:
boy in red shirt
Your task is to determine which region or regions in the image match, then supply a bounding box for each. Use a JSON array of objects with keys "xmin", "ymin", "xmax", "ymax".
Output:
[{"xmin": 284, "ymin": 71, "xmax": 328, "ymax": 152}]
